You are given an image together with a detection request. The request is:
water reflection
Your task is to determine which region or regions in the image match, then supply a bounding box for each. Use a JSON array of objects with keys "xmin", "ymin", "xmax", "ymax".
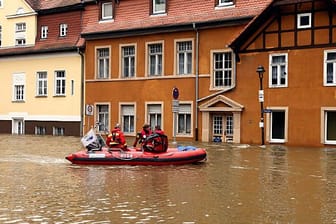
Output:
[
  {"xmin": 0, "ymin": 135, "xmax": 335, "ymax": 223},
  {"xmin": 321, "ymin": 148, "xmax": 336, "ymax": 224}
]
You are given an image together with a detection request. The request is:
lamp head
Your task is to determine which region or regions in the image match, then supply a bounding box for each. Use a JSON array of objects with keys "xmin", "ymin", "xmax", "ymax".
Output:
[{"xmin": 256, "ymin": 65, "xmax": 265, "ymax": 79}]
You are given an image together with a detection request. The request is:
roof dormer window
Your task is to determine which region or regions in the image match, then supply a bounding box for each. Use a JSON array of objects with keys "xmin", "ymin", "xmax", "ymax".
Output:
[
  {"xmin": 101, "ymin": 2, "xmax": 113, "ymax": 20},
  {"xmin": 217, "ymin": 0, "xmax": 234, "ymax": 7},
  {"xmin": 17, "ymin": 7, "xmax": 25, "ymax": 14},
  {"xmin": 152, "ymin": 0, "xmax": 166, "ymax": 15}
]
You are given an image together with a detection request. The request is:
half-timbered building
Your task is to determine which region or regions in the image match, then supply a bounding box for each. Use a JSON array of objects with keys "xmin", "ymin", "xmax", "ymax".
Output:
[{"xmin": 230, "ymin": 0, "xmax": 336, "ymax": 146}]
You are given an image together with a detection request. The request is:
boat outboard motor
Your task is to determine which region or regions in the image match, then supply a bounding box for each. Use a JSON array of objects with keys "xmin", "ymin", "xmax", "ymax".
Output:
[{"xmin": 142, "ymin": 133, "xmax": 168, "ymax": 153}]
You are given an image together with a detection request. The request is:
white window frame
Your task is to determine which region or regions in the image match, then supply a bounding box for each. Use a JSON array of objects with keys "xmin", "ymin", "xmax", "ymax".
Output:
[
  {"xmin": 265, "ymin": 107, "xmax": 288, "ymax": 144},
  {"xmin": 147, "ymin": 42, "xmax": 163, "ymax": 76},
  {"xmin": 175, "ymin": 39, "xmax": 193, "ymax": 75},
  {"xmin": 14, "ymin": 85, "xmax": 24, "ymax": 101},
  {"xmin": 218, "ymin": 0, "xmax": 234, "ymax": 7},
  {"xmin": 12, "ymin": 73, "xmax": 25, "ymax": 102},
  {"xmin": 152, "ymin": 0, "xmax": 166, "ymax": 14},
  {"xmin": 269, "ymin": 53, "xmax": 288, "ymax": 88},
  {"xmin": 177, "ymin": 103, "xmax": 192, "ymax": 136},
  {"xmin": 322, "ymin": 107, "xmax": 336, "ymax": 145},
  {"xmin": 59, "ymin": 23, "xmax": 67, "ymax": 37},
  {"xmin": 324, "ymin": 50, "xmax": 336, "ymax": 86},
  {"xmin": 211, "ymin": 49, "xmax": 235, "ymax": 89},
  {"xmin": 297, "ymin": 13, "xmax": 311, "ymax": 29},
  {"xmin": 36, "ymin": 71, "xmax": 48, "ymax": 96},
  {"xmin": 54, "ymin": 70, "xmax": 66, "ymax": 96},
  {"xmin": 41, "ymin": 26, "xmax": 48, "ymax": 39},
  {"xmin": 96, "ymin": 104, "xmax": 110, "ymax": 132},
  {"xmin": 15, "ymin": 38, "xmax": 26, "ymax": 46},
  {"xmin": 35, "ymin": 126, "xmax": 46, "ymax": 135},
  {"xmin": 226, "ymin": 115, "xmax": 233, "ymax": 136},
  {"xmin": 213, "ymin": 115, "xmax": 223, "ymax": 136},
  {"xmin": 120, "ymin": 44, "xmax": 136, "ymax": 78},
  {"xmin": 53, "ymin": 126, "xmax": 65, "ymax": 136},
  {"xmin": 102, "ymin": 2, "xmax": 113, "ymax": 20},
  {"xmin": 120, "ymin": 104, "xmax": 136, "ymax": 134},
  {"xmin": 146, "ymin": 102, "xmax": 163, "ymax": 130},
  {"xmin": 96, "ymin": 47, "xmax": 110, "ymax": 79},
  {"xmin": 15, "ymin": 23, "xmax": 26, "ymax": 32}
]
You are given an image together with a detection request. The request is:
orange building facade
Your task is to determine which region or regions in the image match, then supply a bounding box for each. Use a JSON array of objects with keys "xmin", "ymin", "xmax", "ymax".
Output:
[
  {"xmin": 82, "ymin": 0, "xmax": 270, "ymax": 144},
  {"xmin": 82, "ymin": 0, "xmax": 336, "ymax": 147}
]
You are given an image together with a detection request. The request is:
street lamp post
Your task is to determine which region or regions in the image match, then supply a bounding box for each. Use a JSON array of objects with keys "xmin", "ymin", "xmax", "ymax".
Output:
[{"xmin": 256, "ymin": 65, "xmax": 265, "ymax": 146}]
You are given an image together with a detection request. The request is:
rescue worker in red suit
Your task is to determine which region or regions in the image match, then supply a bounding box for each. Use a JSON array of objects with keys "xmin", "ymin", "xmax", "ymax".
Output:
[
  {"xmin": 106, "ymin": 123, "xmax": 128, "ymax": 150},
  {"xmin": 154, "ymin": 125, "xmax": 164, "ymax": 135},
  {"xmin": 133, "ymin": 123, "xmax": 152, "ymax": 147}
]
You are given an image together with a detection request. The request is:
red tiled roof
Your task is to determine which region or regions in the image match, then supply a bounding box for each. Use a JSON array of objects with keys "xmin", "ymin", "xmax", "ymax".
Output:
[
  {"xmin": 82, "ymin": 0, "xmax": 272, "ymax": 35},
  {"xmin": 25, "ymin": 0, "xmax": 91, "ymax": 10}
]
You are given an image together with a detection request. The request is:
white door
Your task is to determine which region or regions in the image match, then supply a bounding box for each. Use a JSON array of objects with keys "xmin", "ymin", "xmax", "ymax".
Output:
[{"xmin": 13, "ymin": 119, "xmax": 24, "ymax": 134}]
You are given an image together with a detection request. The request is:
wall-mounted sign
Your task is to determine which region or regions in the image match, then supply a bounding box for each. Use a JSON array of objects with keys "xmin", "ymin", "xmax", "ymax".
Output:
[
  {"xmin": 85, "ymin": 104, "xmax": 94, "ymax": 116},
  {"xmin": 172, "ymin": 87, "xmax": 179, "ymax": 100}
]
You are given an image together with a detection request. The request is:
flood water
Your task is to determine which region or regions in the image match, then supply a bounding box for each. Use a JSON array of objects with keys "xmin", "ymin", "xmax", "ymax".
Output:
[{"xmin": 0, "ymin": 134, "xmax": 335, "ymax": 224}]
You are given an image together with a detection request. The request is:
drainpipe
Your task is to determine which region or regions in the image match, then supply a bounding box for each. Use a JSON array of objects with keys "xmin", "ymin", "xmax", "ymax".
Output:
[
  {"xmin": 78, "ymin": 47, "xmax": 85, "ymax": 137},
  {"xmin": 193, "ymin": 22, "xmax": 199, "ymax": 141}
]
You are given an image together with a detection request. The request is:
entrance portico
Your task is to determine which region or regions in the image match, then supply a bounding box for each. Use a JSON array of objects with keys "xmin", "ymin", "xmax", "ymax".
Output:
[{"xmin": 199, "ymin": 95, "xmax": 244, "ymax": 143}]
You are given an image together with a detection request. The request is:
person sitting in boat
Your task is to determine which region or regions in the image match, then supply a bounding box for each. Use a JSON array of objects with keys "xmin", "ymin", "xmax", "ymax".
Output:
[
  {"xmin": 142, "ymin": 133, "xmax": 168, "ymax": 153},
  {"xmin": 154, "ymin": 125, "xmax": 165, "ymax": 135},
  {"xmin": 106, "ymin": 123, "xmax": 128, "ymax": 150},
  {"xmin": 133, "ymin": 123, "xmax": 153, "ymax": 147}
]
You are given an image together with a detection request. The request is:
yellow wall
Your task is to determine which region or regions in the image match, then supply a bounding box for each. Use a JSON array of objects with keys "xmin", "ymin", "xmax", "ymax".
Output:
[
  {"xmin": 0, "ymin": 0, "xmax": 37, "ymax": 47},
  {"xmin": 0, "ymin": 53, "xmax": 82, "ymax": 120}
]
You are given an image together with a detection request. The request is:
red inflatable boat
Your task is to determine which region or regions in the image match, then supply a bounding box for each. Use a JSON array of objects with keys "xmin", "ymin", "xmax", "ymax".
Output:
[
  {"xmin": 65, "ymin": 146, "xmax": 207, "ymax": 166},
  {"xmin": 66, "ymin": 129, "xmax": 207, "ymax": 166}
]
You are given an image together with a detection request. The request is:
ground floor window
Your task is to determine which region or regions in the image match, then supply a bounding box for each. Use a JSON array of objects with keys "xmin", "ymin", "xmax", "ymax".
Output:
[
  {"xmin": 147, "ymin": 104, "xmax": 162, "ymax": 130},
  {"xmin": 177, "ymin": 104, "xmax": 191, "ymax": 135},
  {"xmin": 35, "ymin": 126, "xmax": 46, "ymax": 135},
  {"xmin": 121, "ymin": 104, "xmax": 135, "ymax": 133},
  {"xmin": 53, "ymin": 127, "xmax": 64, "ymax": 136},
  {"xmin": 325, "ymin": 110, "xmax": 336, "ymax": 143},
  {"xmin": 96, "ymin": 104, "xmax": 109, "ymax": 132}
]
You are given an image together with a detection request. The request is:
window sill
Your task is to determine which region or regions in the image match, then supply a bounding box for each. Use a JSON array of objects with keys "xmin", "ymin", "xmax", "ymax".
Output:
[
  {"xmin": 99, "ymin": 19, "xmax": 114, "ymax": 24},
  {"xmin": 215, "ymin": 4, "xmax": 235, "ymax": 10},
  {"xmin": 269, "ymin": 85, "xmax": 287, "ymax": 88},
  {"xmin": 150, "ymin": 13, "xmax": 167, "ymax": 17},
  {"xmin": 12, "ymin": 100, "xmax": 25, "ymax": 103}
]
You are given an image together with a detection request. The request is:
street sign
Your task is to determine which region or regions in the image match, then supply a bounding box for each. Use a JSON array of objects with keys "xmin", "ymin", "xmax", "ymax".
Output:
[
  {"xmin": 172, "ymin": 87, "xmax": 179, "ymax": 100},
  {"xmin": 258, "ymin": 90, "xmax": 264, "ymax": 102},
  {"xmin": 172, "ymin": 99, "xmax": 179, "ymax": 112},
  {"xmin": 85, "ymin": 104, "xmax": 94, "ymax": 116},
  {"xmin": 263, "ymin": 109, "xmax": 272, "ymax": 113}
]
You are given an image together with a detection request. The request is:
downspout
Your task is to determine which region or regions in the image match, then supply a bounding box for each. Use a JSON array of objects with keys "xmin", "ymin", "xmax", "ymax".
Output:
[
  {"xmin": 193, "ymin": 22, "xmax": 199, "ymax": 141},
  {"xmin": 78, "ymin": 47, "xmax": 85, "ymax": 137},
  {"xmin": 78, "ymin": 2, "xmax": 85, "ymax": 137}
]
